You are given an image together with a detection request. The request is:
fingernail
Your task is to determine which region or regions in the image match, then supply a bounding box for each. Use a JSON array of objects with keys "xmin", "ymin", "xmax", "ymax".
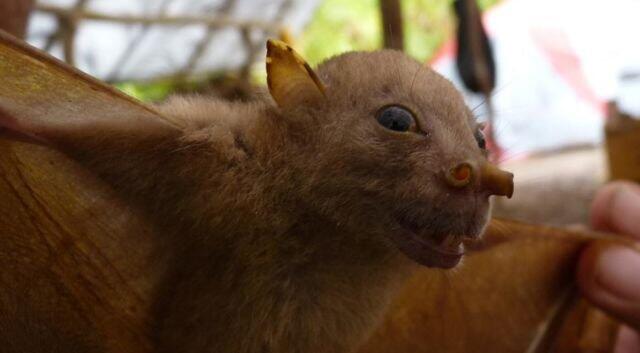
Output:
[
  {"xmin": 611, "ymin": 184, "xmax": 640, "ymax": 237},
  {"xmin": 595, "ymin": 246, "xmax": 640, "ymax": 301}
]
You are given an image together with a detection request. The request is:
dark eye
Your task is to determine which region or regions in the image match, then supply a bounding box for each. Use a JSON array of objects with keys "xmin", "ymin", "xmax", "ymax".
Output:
[
  {"xmin": 474, "ymin": 129, "xmax": 486, "ymax": 149},
  {"xmin": 376, "ymin": 106, "xmax": 416, "ymax": 132}
]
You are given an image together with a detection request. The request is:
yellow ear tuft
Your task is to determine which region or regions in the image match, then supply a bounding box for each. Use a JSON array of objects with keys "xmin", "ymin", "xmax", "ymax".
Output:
[{"xmin": 266, "ymin": 39, "xmax": 326, "ymax": 109}]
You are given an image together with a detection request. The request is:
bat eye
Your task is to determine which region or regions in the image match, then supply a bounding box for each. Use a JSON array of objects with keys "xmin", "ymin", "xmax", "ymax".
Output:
[
  {"xmin": 475, "ymin": 129, "xmax": 486, "ymax": 149},
  {"xmin": 376, "ymin": 105, "xmax": 416, "ymax": 133}
]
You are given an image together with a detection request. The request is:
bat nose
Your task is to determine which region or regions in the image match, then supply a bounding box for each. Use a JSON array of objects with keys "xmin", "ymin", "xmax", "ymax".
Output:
[
  {"xmin": 479, "ymin": 163, "xmax": 514, "ymax": 198},
  {"xmin": 444, "ymin": 161, "xmax": 514, "ymax": 199}
]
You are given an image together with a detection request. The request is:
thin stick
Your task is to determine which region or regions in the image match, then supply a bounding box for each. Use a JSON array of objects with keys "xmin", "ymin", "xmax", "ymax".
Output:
[
  {"xmin": 379, "ymin": 0, "xmax": 404, "ymax": 50},
  {"xmin": 36, "ymin": 3, "xmax": 282, "ymax": 32},
  {"xmin": 525, "ymin": 286, "xmax": 576, "ymax": 353}
]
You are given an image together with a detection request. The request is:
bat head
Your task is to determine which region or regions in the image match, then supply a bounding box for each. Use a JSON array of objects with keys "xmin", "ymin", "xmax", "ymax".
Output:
[{"xmin": 266, "ymin": 39, "xmax": 513, "ymax": 268}]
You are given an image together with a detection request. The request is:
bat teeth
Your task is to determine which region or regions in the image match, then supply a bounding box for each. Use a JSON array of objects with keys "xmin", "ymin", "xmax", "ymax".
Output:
[{"xmin": 441, "ymin": 234, "xmax": 462, "ymax": 249}]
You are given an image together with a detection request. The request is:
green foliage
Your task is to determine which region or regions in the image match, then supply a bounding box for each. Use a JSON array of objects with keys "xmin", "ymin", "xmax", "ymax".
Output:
[
  {"xmin": 122, "ymin": 0, "xmax": 501, "ymax": 101},
  {"xmin": 299, "ymin": 0, "xmax": 501, "ymax": 65},
  {"xmin": 299, "ymin": 0, "xmax": 382, "ymax": 66},
  {"xmin": 116, "ymin": 81, "xmax": 176, "ymax": 102},
  {"xmin": 402, "ymin": 0, "xmax": 454, "ymax": 62}
]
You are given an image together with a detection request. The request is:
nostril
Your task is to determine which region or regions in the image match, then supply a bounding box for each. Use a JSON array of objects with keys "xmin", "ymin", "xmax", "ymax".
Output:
[{"xmin": 445, "ymin": 162, "xmax": 474, "ymax": 188}]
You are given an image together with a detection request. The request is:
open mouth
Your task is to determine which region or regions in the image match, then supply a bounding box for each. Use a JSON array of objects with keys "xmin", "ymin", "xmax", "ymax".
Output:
[
  {"xmin": 390, "ymin": 214, "xmax": 484, "ymax": 269},
  {"xmin": 390, "ymin": 229, "xmax": 465, "ymax": 269}
]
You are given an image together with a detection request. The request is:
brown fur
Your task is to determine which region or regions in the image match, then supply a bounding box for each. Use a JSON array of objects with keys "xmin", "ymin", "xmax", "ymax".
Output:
[{"xmin": 26, "ymin": 50, "xmax": 493, "ymax": 352}]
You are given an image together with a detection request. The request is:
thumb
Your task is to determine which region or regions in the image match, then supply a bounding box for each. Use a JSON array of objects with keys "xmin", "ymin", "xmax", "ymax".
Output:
[
  {"xmin": 578, "ymin": 182, "xmax": 640, "ymax": 331},
  {"xmin": 577, "ymin": 243, "xmax": 640, "ymax": 331},
  {"xmin": 590, "ymin": 182, "xmax": 640, "ymax": 237}
]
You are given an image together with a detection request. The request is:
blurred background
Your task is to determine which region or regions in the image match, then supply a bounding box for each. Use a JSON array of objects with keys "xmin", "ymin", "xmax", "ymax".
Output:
[{"xmin": 1, "ymin": 0, "xmax": 640, "ymax": 225}]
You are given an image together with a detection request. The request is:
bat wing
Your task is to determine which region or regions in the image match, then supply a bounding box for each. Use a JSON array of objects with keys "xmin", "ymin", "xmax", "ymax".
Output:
[
  {"xmin": 359, "ymin": 219, "xmax": 622, "ymax": 353},
  {"xmin": 0, "ymin": 30, "xmax": 179, "ymax": 146},
  {"xmin": 0, "ymin": 30, "xmax": 159, "ymax": 352}
]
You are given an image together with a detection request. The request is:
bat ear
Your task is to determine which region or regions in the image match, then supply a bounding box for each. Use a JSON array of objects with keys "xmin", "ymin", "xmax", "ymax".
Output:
[{"xmin": 266, "ymin": 39, "xmax": 326, "ymax": 109}]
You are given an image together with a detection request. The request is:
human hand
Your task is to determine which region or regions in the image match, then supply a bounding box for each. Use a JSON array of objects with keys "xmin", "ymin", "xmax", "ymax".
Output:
[{"xmin": 577, "ymin": 181, "xmax": 640, "ymax": 353}]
